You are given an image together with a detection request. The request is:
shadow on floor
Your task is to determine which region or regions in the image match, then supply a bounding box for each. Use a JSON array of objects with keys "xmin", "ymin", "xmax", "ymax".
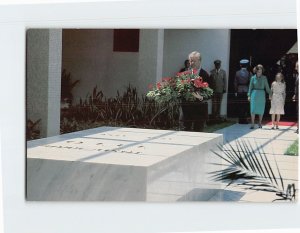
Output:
[{"xmin": 177, "ymin": 188, "xmax": 245, "ymax": 202}]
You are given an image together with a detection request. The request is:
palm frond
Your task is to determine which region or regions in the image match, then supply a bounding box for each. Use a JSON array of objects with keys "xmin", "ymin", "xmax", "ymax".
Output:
[{"xmin": 211, "ymin": 139, "xmax": 296, "ymax": 202}]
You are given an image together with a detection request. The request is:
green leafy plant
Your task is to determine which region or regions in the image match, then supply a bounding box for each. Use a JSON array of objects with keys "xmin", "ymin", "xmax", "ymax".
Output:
[
  {"xmin": 60, "ymin": 117, "xmax": 106, "ymax": 134},
  {"xmin": 26, "ymin": 119, "xmax": 41, "ymax": 140},
  {"xmin": 211, "ymin": 140, "xmax": 297, "ymax": 202},
  {"xmin": 60, "ymin": 118, "xmax": 79, "ymax": 134},
  {"xmin": 61, "ymin": 69, "xmax": 80, "ymax": 105},
  {"xmin": 60, "ymin": 84, "xmax": 181, "ymax": 134}
]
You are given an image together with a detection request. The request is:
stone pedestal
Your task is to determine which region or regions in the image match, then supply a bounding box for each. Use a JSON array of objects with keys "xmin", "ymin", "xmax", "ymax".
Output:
[{"xmin": 27, "ymin": 127, "xmax": 223, "ymax": 201}]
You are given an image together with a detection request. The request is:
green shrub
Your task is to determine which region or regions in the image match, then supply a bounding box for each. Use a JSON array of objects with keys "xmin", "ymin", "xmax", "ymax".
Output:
[
  {"xmin": 60, "ymin": 85, "xmax": 180, "ymax": 134},
  {"xmin": 285, "ymin": 140, "xmax": 298, "ymax": 156}
]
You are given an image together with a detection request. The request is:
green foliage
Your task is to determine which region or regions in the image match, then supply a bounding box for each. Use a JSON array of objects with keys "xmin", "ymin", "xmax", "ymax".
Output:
[
  {"xmin": 61, "ymin": 69, "xmax": 80, "ymax": 105},
  {"xmin": 26, "ymin": 119, "xmax": 41, "ymax": 140},
  {"xmin": 60, "ymin": 118, "xmax": 79, "ymax": 134},
  {"xmin": 203, "ymin": 120, "xmax": 236, "ymax": 133},
  {"xmin": 60, "ymin": 85, "xmax": 180, "ymax": 134},
  {"xmin": 284, "ymin": 140, "xmax": 298, "ymax": 156},
  {"xmin": 60, "ymin": 118, "xmax": 105, "ymax": 134}
]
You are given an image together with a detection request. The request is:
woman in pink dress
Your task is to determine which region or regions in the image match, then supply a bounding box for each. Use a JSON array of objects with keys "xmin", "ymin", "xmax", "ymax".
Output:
[{"xmin": 269, "ymin": 73, "xmax": 286, "ymax": 129}]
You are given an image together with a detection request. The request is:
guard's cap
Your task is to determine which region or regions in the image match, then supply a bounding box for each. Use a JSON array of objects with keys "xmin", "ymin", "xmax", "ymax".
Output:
[
  {"xmin": 240, "ymin": 59, "xmax": 249, "ymax": 64},
  {"xmin": 214, "ymin": 60, "xmax": 221, "ymax": 65}
]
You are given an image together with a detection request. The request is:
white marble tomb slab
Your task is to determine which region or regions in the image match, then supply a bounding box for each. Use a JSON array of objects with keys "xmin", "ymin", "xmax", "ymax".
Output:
[{"xmin": 27, "ymin": 126, "xmax": 223, "ymax": 201}]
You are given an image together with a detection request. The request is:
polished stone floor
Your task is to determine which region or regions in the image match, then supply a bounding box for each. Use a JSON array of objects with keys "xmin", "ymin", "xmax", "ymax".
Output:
[{"xmin": 208, "ymin": 123, "xmax": 298, "ymax": 202}]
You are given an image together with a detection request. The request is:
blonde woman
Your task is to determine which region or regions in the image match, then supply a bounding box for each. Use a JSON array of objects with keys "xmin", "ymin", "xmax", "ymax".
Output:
[
  {"xmin": 248, "ymin": 64, "xmax": 271, "ymax": 129},
  {"xmin": 269, "ymin": 73, "xmax": 286, "ymax": 129}
]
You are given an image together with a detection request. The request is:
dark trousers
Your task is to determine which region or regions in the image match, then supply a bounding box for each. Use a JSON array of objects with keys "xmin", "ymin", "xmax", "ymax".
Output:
[
  {"xmin": 237, "ymin": 92, "xmax": 249, "ymax": 124},
  {"xmin": 212, "ymin": 93, "xmax": 223, "ymax": 118},
  {"xmin": 180, "ymin": 101, "xmax": 208, "ymax": 132},
  {"xmin": 296, "ymin": 99, "xmax": 299, "ymax": 129}
]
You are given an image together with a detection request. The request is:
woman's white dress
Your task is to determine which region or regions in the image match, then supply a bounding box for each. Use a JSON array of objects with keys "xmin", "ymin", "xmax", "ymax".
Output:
[{"xmin": 269, "ymin": 81, "xmax": 286, "ymax": 115}]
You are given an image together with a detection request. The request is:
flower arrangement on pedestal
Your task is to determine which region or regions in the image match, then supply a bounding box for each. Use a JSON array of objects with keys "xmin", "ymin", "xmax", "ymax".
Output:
[{"xmin": 146, "ymin": 69, "xmax": 213, "ymax": 104}]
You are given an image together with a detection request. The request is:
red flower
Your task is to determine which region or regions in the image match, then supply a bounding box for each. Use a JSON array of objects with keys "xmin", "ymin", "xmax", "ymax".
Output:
[
  {"xmin": 157, "ymin": 82, "xmax": 162, "ymax": 89},
  {"xmin": 193, "ymin": 77, "xmax": 203, "ymax": 88},
  {"xmin": 183, "ymin": 70, "xmax": 192, "ymax": 75},
  {"xmin": 202, "ymin": 82, "xmax": 209, "ymax": 88},
  {"xmin": 162, "ymin": 77, "xmax": 172, "ymax": 82},
  {"xmin": 192, "ymin": 69, "xmax": 198, "ymax": 74},
  {"xmin": 186, "ymin": 78, "xmax": 191, "ymax": 83},
  {"xmin": 148, "ymin": 84, "xmax": 153, "ymax": 90}
]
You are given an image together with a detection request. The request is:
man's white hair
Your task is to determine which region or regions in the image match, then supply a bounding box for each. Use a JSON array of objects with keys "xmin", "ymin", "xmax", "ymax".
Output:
[{"xmin": 188, "ymin": 51, "xmax": 202, "ymax": 61}]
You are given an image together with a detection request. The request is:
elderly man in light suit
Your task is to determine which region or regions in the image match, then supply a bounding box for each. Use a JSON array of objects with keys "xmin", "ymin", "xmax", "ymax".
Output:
[{"xmin": 210, "ymin": 60, "xmax": 227, "ymax": 120}]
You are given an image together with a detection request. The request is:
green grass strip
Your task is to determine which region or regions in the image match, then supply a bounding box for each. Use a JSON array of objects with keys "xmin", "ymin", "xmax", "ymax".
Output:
[{"xmin": 285, "ymin": 140, "xmax": 298, "ymax": 156}]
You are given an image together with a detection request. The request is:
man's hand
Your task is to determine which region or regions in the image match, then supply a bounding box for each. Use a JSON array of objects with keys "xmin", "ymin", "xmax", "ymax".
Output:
[
  {"xmin": 292, "ymin": 95, "xmax": 296, "ymax": 102},
  {"xmin": 192, "ymin": 92, "xmax": 203, "ymax": 101},
  {"xmin": 248, "ymin": 96, "xmax": 251, "ymax": 102}
]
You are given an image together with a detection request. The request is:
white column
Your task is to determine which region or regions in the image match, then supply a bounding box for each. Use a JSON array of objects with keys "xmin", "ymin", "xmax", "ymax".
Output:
[
  {"xmin": 26, "ymin": 29, "xmax": 62, "ymax": 138},
  {"xmin": 47, "ymin": 29, "xmax": 62, "ymax": 137},
  {"xmin": 156, "ymin": 29, "xmax": 164, "ymax": 82},
  {"xmin": 138, "ymin": 29, "xmax": 164, "ymax": 96},
  {"xmin": 220, "ymin": 29, "xmax": 231, "ymax": 117}
]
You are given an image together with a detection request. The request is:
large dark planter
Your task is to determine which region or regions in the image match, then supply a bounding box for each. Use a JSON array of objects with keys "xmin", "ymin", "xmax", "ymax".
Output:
[{"xmin": 180, "ymin": 100, "xmax": 208, "ymax": 132}]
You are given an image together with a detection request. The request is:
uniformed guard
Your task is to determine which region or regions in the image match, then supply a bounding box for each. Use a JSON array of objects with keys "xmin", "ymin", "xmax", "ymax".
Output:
[
  {"xmin": 234, "ymin": 59, "xmax": 251, "ymax": 124},
  {"xmin": 210, "ymin": 59, "xmax": 227, "ymax": 120}
]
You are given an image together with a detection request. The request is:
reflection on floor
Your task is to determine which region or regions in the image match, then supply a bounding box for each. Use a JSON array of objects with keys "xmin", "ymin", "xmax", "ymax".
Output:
[{"xmin": 177, "ymin": 188, "xmax": 245, "ymax": 202}]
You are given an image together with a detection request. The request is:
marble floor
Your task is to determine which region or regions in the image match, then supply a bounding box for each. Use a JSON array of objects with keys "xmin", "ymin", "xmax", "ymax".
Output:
[
  {"xmin": 26, "ymin": 123, "xmax": 298, "ymax": 202},
  {"xmin": 208, "ymin": 123, "xmax": 298, "ymax": 202}
]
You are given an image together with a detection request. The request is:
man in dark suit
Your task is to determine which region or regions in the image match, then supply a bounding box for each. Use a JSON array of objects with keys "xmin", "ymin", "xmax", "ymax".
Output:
[
  {"xmin": 179, "ymin": 51, "xmax": 209, "ymax": 132},
  {"xmin": 210, "ymin": 60, "xmax": 227, "ymax": 120},
  {"xmin": 234, "ymin": 59, "xmax": 251, "ymax": 124},
  {"xmin": 188, "ymin": 51, "xmax": 210, "ymax": 85}
]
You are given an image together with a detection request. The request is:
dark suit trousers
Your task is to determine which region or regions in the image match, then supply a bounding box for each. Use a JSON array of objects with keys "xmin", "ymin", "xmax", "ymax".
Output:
[
  {"xmin": 237, "ymin": 92, "xmax": 249, "ymax": 124},
  {"xmin": 212, "ymin": 93, "xmax": 223, "ymax": 118},
  {"xmin": 180, "ymin": 101, "xmax": 208, "ymax": 132}
]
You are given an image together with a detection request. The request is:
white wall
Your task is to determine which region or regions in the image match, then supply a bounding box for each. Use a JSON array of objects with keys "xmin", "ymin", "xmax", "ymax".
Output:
[
  {"xmin": 63, "ymin": 29, "xmax": 165, "ymax": 102},
  {"xmin": 163, "ymin": 29, "xmax": 231, "ymax": 115},
  {"xmin": 62, "ymin": 29, "xmax": 139, "ymax": 102},
  {"xmin": 62, "ymin": 29, "xmax": 231, "ymax": 116}
]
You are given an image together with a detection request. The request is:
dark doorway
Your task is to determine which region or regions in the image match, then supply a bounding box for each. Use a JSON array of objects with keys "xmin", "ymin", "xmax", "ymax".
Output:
[{"xmin": 227, "ymin": 29, "xmax": 298, "ymax": 121}]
